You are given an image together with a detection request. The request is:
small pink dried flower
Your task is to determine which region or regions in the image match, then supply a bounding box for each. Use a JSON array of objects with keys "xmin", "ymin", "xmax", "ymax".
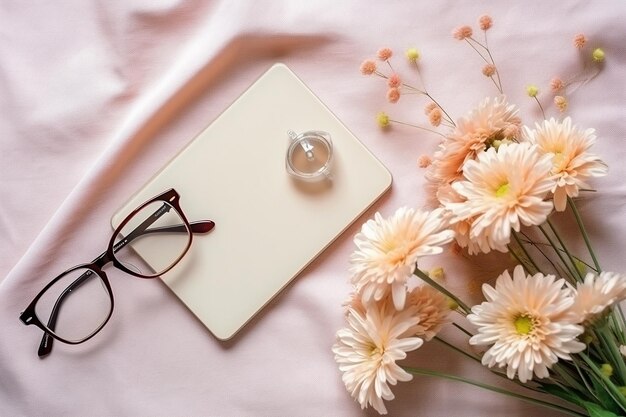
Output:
[
  {"xmin": 479, "ymin": 15, "xmax": 493, "ymax": 30},
  {"xmin": 573, "ymin": 34, "xmax": 587, "ymax": 49},
  {"xmin": 554, "ymin": 95, "xmax": 568, "ymax": 112},
  {"xmin": 387, "ymin": 87, "xmax": 401, "ymax": 103},
  {"xmin": 428, "ymin": 108, "xmax": 443, "ymax": 127},
  {"xmin": 360, "ymin": 60, "xmax": 377, "ymax": 75},
  {"xmin": 482, "ymin": 64, "xmax": 496, "ymax": 77},
  {"xmin": 550, "ymin": 77, "xmax": 565, "ymax": 93},
  {"xmin": 453, "ymin": 25, "xmax": 473, "ymax": 40},
  {"xmin": 377, "ymin": 48, "xmax": 393, "ymax": 61},
  {"xmin": 424, "ymin": 102, "xmax": 438, "ymax": 115},
  {"xmin": 387, "ymin": 73, "xmax": 401, "ymax": 88},
  {"xmin": 418, "ymin": 155, "xmax": 432, "ymax": 168}
]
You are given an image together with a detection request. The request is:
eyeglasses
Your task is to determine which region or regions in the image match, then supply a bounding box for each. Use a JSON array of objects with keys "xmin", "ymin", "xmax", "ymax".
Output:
[{"xmin": 19, "ymin": 188, "xmax": 215, "ymax": 358}]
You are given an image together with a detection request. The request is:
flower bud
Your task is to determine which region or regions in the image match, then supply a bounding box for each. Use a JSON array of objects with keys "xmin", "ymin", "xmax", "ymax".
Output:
[
  {"xmin": 376, "ymin": 112, "xmax": 390, "ymax": 128},
  {"xmin": 406, "ymin": 48, "xmax": 420, "ymax": 63},
  {"xmin": 600, "ymin": 363, "xmax": 613, "ymax": 377},
  {"xmin": 526, "ymin": 85, "xmax": 539, "ymax": 98},
  {"xmin": 592, "ymin": 48, "xmax": 605, "ymax": 62}
]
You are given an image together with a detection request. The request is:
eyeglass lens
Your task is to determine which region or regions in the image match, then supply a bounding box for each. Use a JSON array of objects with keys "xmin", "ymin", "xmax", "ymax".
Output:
[
  {"xmin": 34, "ymin": 268, "xmax": 111, "ymax": 342},
  {"xmin": 112, "ymin": 200, "xmax": 191, "ymax": 277}
]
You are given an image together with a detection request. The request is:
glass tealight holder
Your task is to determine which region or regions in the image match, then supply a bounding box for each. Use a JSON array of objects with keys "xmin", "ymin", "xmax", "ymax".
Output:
[{"xmin": 285, "ymin": 130, "xmax": 333, "ymax": 182}]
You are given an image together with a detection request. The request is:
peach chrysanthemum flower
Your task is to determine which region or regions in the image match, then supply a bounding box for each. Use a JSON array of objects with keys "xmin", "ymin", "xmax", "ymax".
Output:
[
  {"xmin": 436, "ymin": 184, "xmax": 484, "ymax": 254},
  {"xmin": 550, "ymin": 77, "xmax": 565, "ymax": 93},
  {"xmin": 417, "ymin": 155, "xmax": 432, "ymax": 168},
  {"xmin": 377, "ymin": 47, "xmax": 393, "ymax": 61},
  {"xmin": 426, "ymin": 97, "xmax": 522, "ymax": 189},
  {"xmin": 428, "ymin": 108, "xmax": 442, "ymax": 127},
  {"xmin": 360, "ymin": 60, "xmax": 377, "ymax": 75},
  {"xmin": 571, "ymin": 271, "xmax": 626, "ymax": 326},
  {"xmin": 453, "ymin": 25, "xmax": 473, "ymax": 40},
  {"xmin": 523, "ymin": 117, "xmax": 608, "ymax": 211},
  {"xmin": 468, "ymin": 265, "xmax": 585, "ymax": 383},
  {"xmin": 479, "ymin": 15, "xmax": 493, "ymax": 31},
  {"xmin": 333, "ymin": 301, "xmax": 423, "ymax": 414},
  {"xmin": 573, "ymin": 33, "xmax": 587, "ymax": 49},
  {"xmin": 502, "ymin": 124, "xmax": 519, "ymax": 138},
  {"xmin": 406, "ymin": 284, "xmax": 451, "ymax": 341},
  {"xmin": 387, "ymin": 73, "xmax": 401, "ymax": 88},
  {"xmin": 554, "ymin": 95, "xmax": 568, "ymax": 112},
  {"xmin": 350, "ymin": 207, "xmax": 454, "ymax": 310},
  {"xmin": 387, "ymin": 87, "xmax": 400, "ymax": 103},
  {"xmin": 444, "ymin": 143, "xmax": 554, "ymax": 252},
  {"xmin": 482, "ymin": 64, "xmax": 496, "ymax": 77}
]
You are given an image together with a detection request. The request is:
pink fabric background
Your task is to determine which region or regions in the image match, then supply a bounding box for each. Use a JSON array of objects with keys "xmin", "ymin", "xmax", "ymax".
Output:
[{"xmin": 1, "ymin": 1, "xmax": 624, "ymax": 415}]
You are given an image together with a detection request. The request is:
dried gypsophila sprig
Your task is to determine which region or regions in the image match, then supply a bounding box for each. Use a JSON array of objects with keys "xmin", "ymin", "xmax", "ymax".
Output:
[
  {"xmin": 527, "ymin": 32, "xmax": 606, "ymax": 115},
  {"xmin": 360, "ymin": 48, "xmax": 455, "ymax": 135},
  {"xmin": 452, "ymin": 15, "xmax": 503, "ymax": 94}
]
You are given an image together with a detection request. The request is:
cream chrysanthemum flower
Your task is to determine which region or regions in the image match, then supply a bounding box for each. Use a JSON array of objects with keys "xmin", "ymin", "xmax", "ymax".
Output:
[
  {"xmin": 468, "ymin": 266, "xmax": 585, "ymax": 383},
  {"xmin": 406, "ymin": 284, "xmax": 451, "ymax": 341},
  {"xmin": 444, "ymin": 143, "xmax": 554, "ymax": 253},
  {"xmin": 426, "ymin": 96, "xmax": 521, "ymax": 188},
  {"xmin": 350, "ymin": 207, "xmax": 454, "ymax": 310},
  {"xmin": 332, "ymin": 301, "xmax": 423, "ymax": 415},
  {"xmin": 524, "ymin": 117, "xmax": 608, "ymax": 211},
  {"xmin": 571, "ymin": 271, "xmax": 626, "ymax": 325}
]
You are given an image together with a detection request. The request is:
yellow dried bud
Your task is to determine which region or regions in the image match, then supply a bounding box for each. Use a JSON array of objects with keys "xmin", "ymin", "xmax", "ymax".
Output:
[{"xmin": 526, "ymin": 85, "xmax": 539, "ymax": 98}]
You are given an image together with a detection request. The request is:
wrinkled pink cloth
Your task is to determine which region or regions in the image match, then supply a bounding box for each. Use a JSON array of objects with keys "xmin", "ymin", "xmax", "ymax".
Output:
[{"xmin": 1, "ymin": 1, "xmax": 625, "ymax": 416}]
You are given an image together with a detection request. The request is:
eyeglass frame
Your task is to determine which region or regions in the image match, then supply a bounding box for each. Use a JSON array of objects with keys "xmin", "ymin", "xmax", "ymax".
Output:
[{"xmin": 19, "ymin": 188, "xmax": 215, "ymax": 358}]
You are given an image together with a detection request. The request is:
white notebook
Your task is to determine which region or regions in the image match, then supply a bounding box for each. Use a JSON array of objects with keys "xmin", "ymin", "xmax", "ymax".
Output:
[{"xmin": 111, "ymin": 63, "xmax": 392, "ymax": 340}]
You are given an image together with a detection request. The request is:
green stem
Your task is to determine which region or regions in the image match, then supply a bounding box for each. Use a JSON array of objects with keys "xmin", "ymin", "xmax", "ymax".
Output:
[
  {"xmin": 512, "ymin": 230, "xmax": 541, "ymax": 274},
  {"xmin": 452, "ymin": 322, "xmax": 474, "ymax": 338},
  {"xmin": 402, "ymin": 367, "xmax": 587, "ymax": 417},
  {"xmin": 597, "ymin": 326, "xmax": 626, "ymax": 385},
  {"xmin": 538, "ymin": 224, "xmax": 578, "ymax": 283},
  {"xmin": 547, "ymin": 219, "xmax": 585, "ymax": 281},
  {"xmin": 507, "ymin": 244, "xmax": 535, "ymax": 275},
  {"xmin": 552, "ymin": 363, "xmax": 588, "ymax": 396},
  {"xmin": 434, "ymin": 336, "xmax": 546, "ymax": 394},
  {"xmin": 534, "ymin": 96, "xmax": 546, "ymax": 120},
  {"xmin": 424, "ymin": 92, "xmax": 455, "ymax": 127},
  {"xmin": 435, "ymin": 336, "xmax": 479, "ymax": 363},
  {"xmin": 389, "ymin": 119, "xmax": 446, "ymax": 138},
  {"xmin": 413, "ymin": 268, "xmax": 471, "ymax": 315},
  {"xmin": 579, "ymin": 351, "xmax": 626, "ymax": 412},
  {"xmin": 483, "ymin": 31, "xmax": 503, "ymax": 93},
  {"xmin": 519, "ymin": 231, "xmax": 563, "ymax": 276},
  {"xmin": 572, "ymin": 358, "xmax": 602, "ymax": 404},
  {"xmin": 568, "ymin": 197, "xmax": 602, "ymax": 272},
  {"xmin": 464, "ymin": 38, "xmax": 491, "ymax": 64},
  {"xmin": 611, "ymin": 308, "xmax": 626, "ymax": 345}
]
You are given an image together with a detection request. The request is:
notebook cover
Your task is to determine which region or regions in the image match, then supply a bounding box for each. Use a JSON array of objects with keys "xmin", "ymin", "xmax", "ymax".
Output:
[{"xmin": 111, "ymin": 63, "xmax": 392, "ymax": 340}]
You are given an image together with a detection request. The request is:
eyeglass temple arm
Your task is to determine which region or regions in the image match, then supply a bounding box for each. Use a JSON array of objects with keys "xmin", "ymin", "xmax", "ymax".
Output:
[{"xmin": 37, "ymin": 218, "xmax": 215, "ymax": 357}]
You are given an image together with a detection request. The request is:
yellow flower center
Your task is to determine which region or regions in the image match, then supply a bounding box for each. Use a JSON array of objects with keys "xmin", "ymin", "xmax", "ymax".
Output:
[
  {"xmin": 514, "ymin": 315, "xmax": 534, "ymax": 335},
  {"xmin": 495, "ymin": 182, "xmax": 511, "ymax": 198},
  {"xmin": 369, "ymin": 345, "xmax": 384, "ymax": 358},
  {"xmin": 552, "ymin": 151, "xmax": 565, "ymax": 168}
]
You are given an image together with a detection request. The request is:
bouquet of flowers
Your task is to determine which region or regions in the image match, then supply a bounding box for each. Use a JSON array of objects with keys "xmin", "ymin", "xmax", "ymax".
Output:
[{"xmin": 332, "ymin": 15, "xmax": 625, "ymax": 417}]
